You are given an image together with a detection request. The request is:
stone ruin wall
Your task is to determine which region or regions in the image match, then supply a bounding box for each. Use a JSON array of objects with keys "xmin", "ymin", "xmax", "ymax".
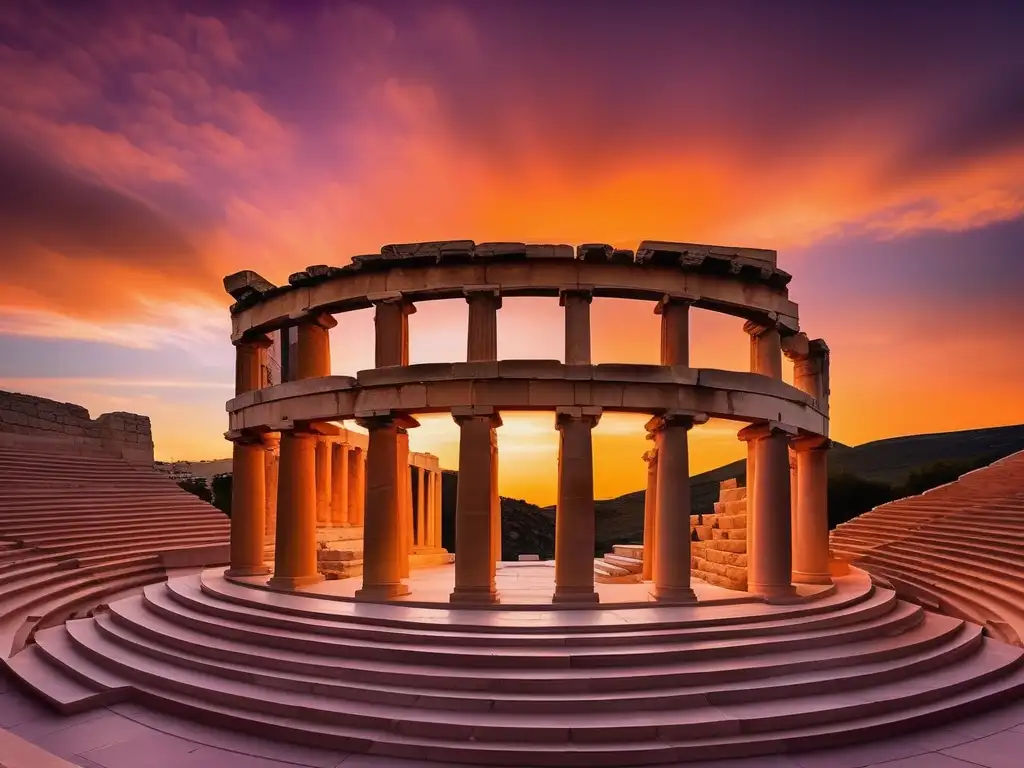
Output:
[
  {"xmin": 691, "ymin": 478, "xmax": 748, "ymax": 590},
  {"xmin": 0, "ymin": 389, "xmax": 154, "ymax": 467}
]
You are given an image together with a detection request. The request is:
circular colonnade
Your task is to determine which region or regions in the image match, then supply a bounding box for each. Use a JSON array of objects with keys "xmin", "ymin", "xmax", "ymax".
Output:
[{"xmin": 223, "ymin": 239, "xmax": 833, "ymax": 605}]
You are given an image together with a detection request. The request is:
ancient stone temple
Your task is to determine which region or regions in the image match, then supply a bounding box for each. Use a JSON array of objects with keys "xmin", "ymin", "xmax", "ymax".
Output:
[{"xmin": 5, "ymin": 240, "xmax": 1024, "ymax": 767}]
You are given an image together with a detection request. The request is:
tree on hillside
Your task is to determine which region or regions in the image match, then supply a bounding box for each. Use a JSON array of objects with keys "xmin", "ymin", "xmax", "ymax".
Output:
[
  {"xmin": 177, "ymin": 477, "xmax": 213, "ymax": 504},
  {"xmin": 212, "ymin": 473, "xmax": 233, "ymax": 516},
  {"xmin": 827, "ymin": 473, "xmax": 897, "ymax": 529}
]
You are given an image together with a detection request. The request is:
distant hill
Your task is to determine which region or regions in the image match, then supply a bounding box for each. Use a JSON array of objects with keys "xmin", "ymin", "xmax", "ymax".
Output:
[{"xmin": 439, "ymin": 423, "xmax": 1024, "ymax": 561}]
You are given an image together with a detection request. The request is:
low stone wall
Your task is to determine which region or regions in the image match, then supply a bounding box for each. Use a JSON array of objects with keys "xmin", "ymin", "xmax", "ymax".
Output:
[
  {"xmin": 0, "ymin": 389, "xmax": 154, "ymax": 467},
  {"xmin": 691, "ymin": 478, "xmax": 748, "ymax": 590}
]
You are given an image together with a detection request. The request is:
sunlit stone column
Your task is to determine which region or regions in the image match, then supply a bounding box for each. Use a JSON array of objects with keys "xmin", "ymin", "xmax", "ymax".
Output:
[
  {"xmin": 559, "ymin": 288, "xmax": 592, "ymax": 365},
  {"xmin": 641, "ymin": 447, "xmax": 659, "ymax": 581},
  {"xmin": 347, "ymin": 448, "xmax": 364, "ymax": 526},
  {"xmin": 433, "ymin": 469, "xmax": 443, "ymax": 549},
  {"xmin": 739, "ymin": 421, "xmax": 797, "ymax": 599},
  {"xmin": 415, "ymin": 467, "xmax": 426, "ymax": 547},
  {"xmin": 465, "ymin": 286, "xmax": 501, "ymax": 362},
  {"xmin": 396, "ymin": 429, "xmax": 412, "ymax": 577},
  {"xmin": 553, "ymin": 406, "xmax": 601, "ymax": 603},
  {"xmin": 331, "ymin": 443, "xmax": 350, "ymax": 526},
  {"xmin": 744, "ymin": 319, "xmax": 783, "ymax": 379},
  {"xmin": 355, "ymin": 412, "xmax": 418, "ymax": 600},
  {"xmin": 792, "ymin": 436, "xmax": 833, "ymax": 584},
  {"xmin": 263, "ymin": 433, "xmax": 280, "ymax": 538},
  {"xmin": 424, "ymin": 471, "xmax": 435, "ymax": 548},
  {"xmin": 315, "ymin": 438, "xmax": 332, "ymax": 527},
  {"xmin": 295, "ymin": 313, "xmax": 336, "ymax": 379},
  {"xmin": 491, "ymin": 443, "xmax": 501, "ymax": 564},
  {"xmin": 450, "ymin": 407, "xmax": 501, "ymax": 604},
  {"xmin": 649, "ymin": 411, "xmax": 707, "ymax": 602},
  {"xmin": 783, "ymin": 334, "xmax": 831, "ymax": 413},
  {"xmin": 656, "ymin": 295, "xmax": 693, "ymax": 366},
  {"xmin": 269, "ymin": 427, "xmax": 321, "ymax": 588},
  {"xmin": 372, "ymin": 293, "xmax": 415, "ymax": 367},
  {"xmin": 789, "ymin": 447, "xmax": 798, "ymax": 561},
  {"xmin": 227, "ymin": 334, "xmax": 272, "ymax": 577}
]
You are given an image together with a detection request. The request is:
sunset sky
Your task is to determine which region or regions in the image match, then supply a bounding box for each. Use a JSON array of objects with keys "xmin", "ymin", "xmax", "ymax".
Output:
[{"xmin": 1, "ymin": 0, "xmax": 1022, "ymax": 505}]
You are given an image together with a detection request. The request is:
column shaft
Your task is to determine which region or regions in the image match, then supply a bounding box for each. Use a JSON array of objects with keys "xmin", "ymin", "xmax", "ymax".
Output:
[
  {"xmin": 263, "ymin": 434, "xmax": 280, "ymax": 538},
  {"xmin": 374, "ymin": 298, "xmax": 414, "ymax": 367},
  {"xmin": 793, "ymin": 439, "xmax": 832, "ymax": 584},
  {"xmin": 397, "ymin": 431, "xmax": 411, "ymax": 577},
  {"xmin": 347, "ymin": 448, "xmax": 364, "ymax": 525},
  {"xmin": 789, "ymin": 447, "xmax": 798, "ymax": 564},
  {"xmin": 331, "ymin": 443, "xmax": 350, "ymax": 526},
  {"xmin": 465, "ymin": 289, "xmax": 500, "ymax": 361},
  {"xmin": 227, "ymin": 439, "xmax": 268, "ymax": 576},
  {"xmin": 416, "ymin": 467, "xmax": 427, "ymax": 547},
  {"xmin": 641, "ymin": 449, "xmax": 658, "ymax": 581},
  {"xmin": 658, "ymin": 298, "xmax": 691, "ymax": 366},
  {"xmin": 491, "ymin": 444, "xmax": 501, "ymax": 564},
  {"xmin": 295, "ymin": 316, "xmax": 334, "ymax": 379},
  {"xmin": 269, "ymin": 430, "xmax": 321, "ymax": 588},
  {"xmin": 433, "ymin": 470, "xmax": 443, "ymax": 549},
  {"xmin": 355, "ymin": 417, "xmax": 410, "ymax": 600},
  {"xmin": 560, "ymin": 290, "xmax": 592, "ymax": 365},
  {"xmin": 745, "ymin": 321, "xmax": 783, "ymax": 379},
  {"xmin": 742, "ymin": 424, "xmax": 796, "ymax": 598},
  {"xmin": 315, "ymin": 438, "xmax": 332, "ymax": 526},
  {"xmin": 450, "ymin": 411, "xmax": 500, "ymax": 603},
  {"xmin": 650, "ymin": 413, "xmax": 703, "ymax": 602},
  {"xmin": 553, "ymin": 408, "xmax": 600, "ymax": 603}
]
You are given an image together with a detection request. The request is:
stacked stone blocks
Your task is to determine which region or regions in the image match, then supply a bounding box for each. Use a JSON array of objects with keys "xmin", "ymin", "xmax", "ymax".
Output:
[{"xmin": 691, "ymin": 478, "xmax": 749, "ymax": 590}]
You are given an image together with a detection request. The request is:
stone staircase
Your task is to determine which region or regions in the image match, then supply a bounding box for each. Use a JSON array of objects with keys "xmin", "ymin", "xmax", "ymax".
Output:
[
  {"xmin": 594, "ymin": 544, "xmax": 644, "ymax": 583},
  {"xmin": 0, "ymin": 446, "xmax": 229, "ymax": 660},
  {"xmin": 9, "ymin": 568, "xmax": 1024, "ymax": 765},
  {"xmin": 831, "ymin": 449, "xmax": 1024, "ymax": 646}
]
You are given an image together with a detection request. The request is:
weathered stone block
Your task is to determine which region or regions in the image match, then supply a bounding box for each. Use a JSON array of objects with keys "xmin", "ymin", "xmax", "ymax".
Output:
[
  {"xmin": 706, "ymin": 539, "xmax": 746, "ymax": 554},
  {"xmin": 718, "ymin": 515, "xmax": 747, "ymax": 531},
  {"xmin": 705, "ymin": 549, "xmax": 747, "ymax": 567},
  {"xmin": 718, "ymin": 488, "xmax": 747, "ymax": 503}
]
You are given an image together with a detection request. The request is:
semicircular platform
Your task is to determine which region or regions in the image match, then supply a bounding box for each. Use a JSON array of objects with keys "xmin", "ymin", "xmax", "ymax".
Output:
[{"xmin": 12, "ymin": 567, "xmax": 1024, "ymax": 767}]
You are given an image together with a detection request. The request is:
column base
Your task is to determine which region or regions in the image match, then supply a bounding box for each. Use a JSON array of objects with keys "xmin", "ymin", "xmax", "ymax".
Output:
[
  {"xmin": 267, "ymin": 573, "xmax": 324, "ymax": 590},
  {"xmin": 355, "ymin": 582, "xmax": 411, "ymax": 601},
  {"xmin": 449, "ymin": 586, "xmax": 499, "ymax": 605},
  {"xmin": 552, "ymin": 586, "xmax": 600, "ymax": 604},
  {"xmin": 224, "ymin": 565, "xmax": 270, "ymax": 578},
  {"xmin": 650, "ymin": 585, "xmax": 697, "ymax": 603},
  {"xmin": 748, "ymin": 582, "xmax": 799, "ymax": 603},
  {"xmin": 792, "ymin": 570, "xmax": 833, "ymax": 585}
]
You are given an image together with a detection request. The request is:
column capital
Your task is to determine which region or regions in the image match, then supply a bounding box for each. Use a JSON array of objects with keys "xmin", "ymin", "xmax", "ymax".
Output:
[
  {"xmin": 451, "ymin": 405, "xmax": 502, "ymax": 428},
  {"xmin": 233, "ymin": 333, "xmax": 273, "ymax": 350},
  {"xmin": 791, "ymin": 434, "xmax": 832, "ymax": 452},
  {"xmin": 558, "ymin": 287, "xmax": 594, "ymax": 305},
  {"xmin": 743, "ymin": 315, "xmax": 779, "ymax": 337},
  {"xmin": 368, "ymin": 291, "xmax": 417, "ymax": 314},
  {"xmin": 262, "ymin": 432, "xmax": 281, "ymax": 450},
  {"xmin": 737, "ymin": 420, "xmax": 799, "ymax": 442},
  {"xmin": 292, "ymin": 311, "xmax": 337, "ymax": 330},
  {"xmin": 464, "ymin": 285, "xmax": 502, "ymax": 308},
  {"xmin": 224, "ymin": 428, "xmax": 267, "ymax": 446},
  {"xmin": 644, "ymin": 409, "xmax": 708, "ymax": 434},
  {"xmin": 554, "ymin": 405, "xmax": 601, "ymax": 430},
  {"xmin": 642, "ymin": 447, "xmax": 658, "ymax": 466},
  {"xmin": 354, "ymin": 410, "xmax": 420, "ymax": 431},
  {"xmin": 781, "ymin": 331, "xmax": 810, "ymax": 361},
  {"xmin": 654, "ymin": 293, "xmax": 697, "ymax": 315}
]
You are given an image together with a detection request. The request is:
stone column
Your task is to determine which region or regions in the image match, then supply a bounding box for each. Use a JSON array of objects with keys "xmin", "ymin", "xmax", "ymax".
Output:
[
  {"xmin": 355, "ymin": 412, "xmax": 418, "ymax": 600},
  {"xmin": 227, "ymin": 334, "xmax": 271, "ymax": 577},
  {"xmin": 372, "ymin": 293, "xmax": 415, "ymax": 367},
  {"xmin": 656, "ymin": 296, "xmax": 693, "ymax": 366},
  {"xmin": 792, "ymin": 435, "xmax": 833, "ymax": 584},
  {"xmin": 559, "ymin": 288, "xmax": 592, "ymax": 365},
  {"xmin": 553, "ymin": 406, "xmax": 602, "ymax": 603},
  {"xmin": 789, "ymin": 447, "xmax": 798, "ymax": 564},
  {"xmin": 744, "ymin": 319, "xmax": 783, "ymax": 379},
  {"xmin": 491, "ymin": 443, "xmax": 501, "ymax": 565},
  {"xmin": 295, "ymin": 313, "xmax": 336, "ymax": 379},
  {"xmin": 424, "ymin": 471, "xmax": 435, "ymax": 548},
  {"xmin": 450, "ymin": 407, "xmax": 501, "ymax": 604},
  {"xmin": 347, "ymin": 448, "xmax": 364, "ymax": 526},
  {"xmin": 641, "ymin": 447, "xmax": 659, "ymax": 581},
  {"xmin": 416, "ymin": 466, "xmax": 427, "ymax": 547},
  {"xmin": 331, "ymin": 443, "xmax": 350, "ymax": 526},
  {"xmin": 226, "ymin": 435, "xmax": 269, "ymax": 576},
  {"xmin": 315, "ymin": 438, "xmax": 332, "ymax": 527},
  {"xmin": 433, "ymin": 469, "xmax": 443, "ymax": 549},
  {"xmin": 269, "ymin": 428, "xmax": 321, "ymax": 588},
  {"xmin": 263, "ymin": 433, "xmax": 280, "ymax": 538},
  {"xmin": 783, "ymin": 334, "xmax": 831, "ymax": 413},
  {"xmin": 396, "ymin": 430, "xmax": 412, "ymax": 577},
  {"xmin": 465, "ymin": 286, "xmax": 501, "ymax": 361},
  {"xmin": 648, "ymin": 411, "xmax": 707, "ymax": 602},
  {"xmin": 738, "ymin": 421, "xmax": 797, "ymax": 599}
]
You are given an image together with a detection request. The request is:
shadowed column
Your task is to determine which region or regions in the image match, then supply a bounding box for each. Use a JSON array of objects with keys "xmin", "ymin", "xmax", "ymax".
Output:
[
  {"xmin": 559, "ymin": 288, "xmax": 592, "ymax": 365},
  {"xmin": 465, "ymin": 286, "xmax": 501, "ymax": 361},
  {"xmin": 554, "ymin": 406, "xmax": 602, "ymax": 604},
  {"xmin": 356, "ymin": 412, "xmax": 418, "ymax": 600},
  {"xmin": 263, "ymin": 433, "xmax": 280, "ymax": 539},
  {"xmin": 657, "ymin": 295, "xmax": 693, "ymax": 366},
  {"xmin": 331, "ymin": 443, "xmax": 349, "ymax": 526},
  {"xmin": 491, "ymin": 443, "xmax": 501, "ymax": 565},
  {"xmin": 397, "ymin": 430, "xmax": 412, "ymax": 578},
  {"xmin": 792, "ymin": 435, "xmax": 833, "ymax": 584},
  {"xmin": 416, "ymin": 466, "xmax": 426, "ymax": 547},
  {"xmin": 739, "ymin": 421, "xmax": 798, "ymax": 600},
  {"xmin": 432, "ymin": 469, "xmax": 443, "ymax": 549},
  {"xmin": 744, "ymin": 319, "xmax": 783, "ymax": 379},
  {"xmin": 314, "ymin": 438, "xmax": 332, "ymax": 527},
  {"xmin": 641, "ymin": 446, "xmax": 659, "ymax": 582},
  {"xmin": 450, "ymin": 407, "xmax": 501, "ymax": 604},
  {"xmin": 347, "ymin": 447, "xmax": 364, "ymax": 526},
  {"xmin": 649, "ymin": 411, "xmax": 707, "ymax": 602},
  {"xmin": 227, "ymin": 333, "xmax": 271, "ymax": 577}
]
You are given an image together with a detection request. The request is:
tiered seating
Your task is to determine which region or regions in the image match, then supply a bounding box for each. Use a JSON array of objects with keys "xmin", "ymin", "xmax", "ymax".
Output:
[
  {"xmin": 594, "ymin": 544, "xmax": 643, "ymax": 582},
  {"xmin": 9, "ymin": 568, "xmax": 1024, "ymax": 765},
  {"xmin": 831, "ymin": 450, "xmax": 1024, "ymax": 646},
  {"xmin": 0, "ymin": 446, "xmax": 229, "ymax": 659}
]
